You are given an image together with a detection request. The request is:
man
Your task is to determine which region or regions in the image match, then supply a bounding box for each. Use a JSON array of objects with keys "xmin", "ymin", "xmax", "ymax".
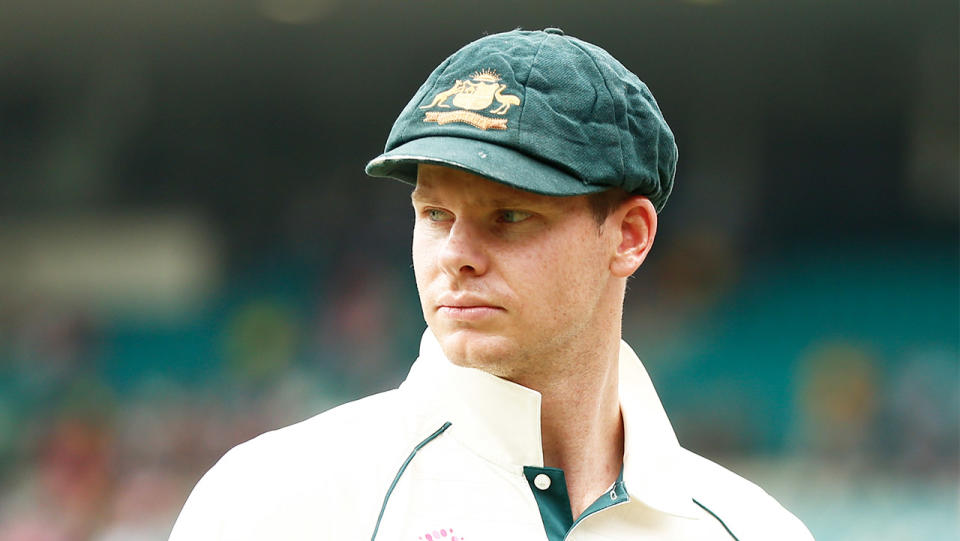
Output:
[{"xmin": 170, "ymin": 28, "xmax": 813, "ymax": 540}]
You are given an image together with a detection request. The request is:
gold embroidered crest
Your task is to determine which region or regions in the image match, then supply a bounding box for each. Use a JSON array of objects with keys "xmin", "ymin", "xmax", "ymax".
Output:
[{"xmin": 420, "ymin": 69, "xmax": 521, "ymax": 130}]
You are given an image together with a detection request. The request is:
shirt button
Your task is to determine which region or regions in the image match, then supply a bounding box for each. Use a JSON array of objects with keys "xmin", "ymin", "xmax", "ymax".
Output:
[{"xmin": 533, "ymin": 473, "xmax": 551, "ymax": 490}]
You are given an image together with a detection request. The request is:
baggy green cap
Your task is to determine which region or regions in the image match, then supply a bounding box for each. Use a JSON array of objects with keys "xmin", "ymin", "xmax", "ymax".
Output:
[{"xmin": 365, "ymin": 28, "xmax": 677, "ymax": 212}]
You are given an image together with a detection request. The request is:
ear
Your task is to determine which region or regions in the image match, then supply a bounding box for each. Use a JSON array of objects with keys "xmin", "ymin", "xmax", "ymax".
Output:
[{"xmin": 609, "ymin": 196, "xmax": 657, "ymax": 278}]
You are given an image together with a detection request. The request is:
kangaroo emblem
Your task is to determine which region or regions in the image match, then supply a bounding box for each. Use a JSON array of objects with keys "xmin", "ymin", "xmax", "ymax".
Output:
[{"xmin": 420, "ymin": 80, "xmax": 466, "ymax": 109}]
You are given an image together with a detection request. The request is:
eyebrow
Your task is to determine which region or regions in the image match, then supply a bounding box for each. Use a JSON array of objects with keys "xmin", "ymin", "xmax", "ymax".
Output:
[
  {"xmin": 411, "ymin": 190, "xmax": 539, "ymax": 208},
  {"xmin": 410, "ymin": 190, "xmax": 437, "ymax": 204}
]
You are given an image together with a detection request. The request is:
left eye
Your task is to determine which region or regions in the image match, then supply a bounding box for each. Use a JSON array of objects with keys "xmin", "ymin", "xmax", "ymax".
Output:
[{"xmin": 499, "ymin": 210, "xmax": 532, "ymax": 223}]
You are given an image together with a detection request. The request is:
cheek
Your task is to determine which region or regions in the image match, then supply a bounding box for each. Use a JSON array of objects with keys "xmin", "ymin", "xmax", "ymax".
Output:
[
  {"xmin": 540, "ymin": 234, "xmax": 607, "ymax": 309},
  {"xmin": 411, "ymin": 235, "xmax": 430, "ymax": 305},
  {"xmin": 411, "ymin": 233, "xmax": 436, "ymax": 321},
  {"xmin": 411, "ymin": 227, "xmax": 433, "ymax": 278},
  {"xmin": 411, "ymin": 228, "xmax": 451, "ymax": 317}
]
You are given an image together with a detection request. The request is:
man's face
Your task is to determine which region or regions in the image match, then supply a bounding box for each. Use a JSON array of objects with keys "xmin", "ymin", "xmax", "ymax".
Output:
[{"xmin": 411, "ymin": 164, "xmax": 618, "ymax": 378}]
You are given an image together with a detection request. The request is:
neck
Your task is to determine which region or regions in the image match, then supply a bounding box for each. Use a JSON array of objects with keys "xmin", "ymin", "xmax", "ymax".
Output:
[{"xmin": 525, "ymin": 332, "xmax": 625, "ymax": 520}]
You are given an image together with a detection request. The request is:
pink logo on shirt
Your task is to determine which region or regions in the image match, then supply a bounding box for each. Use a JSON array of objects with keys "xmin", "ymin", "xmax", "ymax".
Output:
[{"xmin": 419, "ymin": 528, "xmax": 464, "ymax": 540}]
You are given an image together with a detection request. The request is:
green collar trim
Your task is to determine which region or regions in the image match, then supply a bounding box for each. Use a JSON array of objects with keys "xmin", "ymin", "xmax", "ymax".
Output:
[
  {"xmin": 693, "ymin": 498, "xmax": 740, "ymax": 540},
  {"xmin": 523, "ymin": 466, "xmax": 629, "ymax": 541},
  {"xmin": 571, "ymin": 468, "xmax": 628, "ymax": 532},
  {"xmin": 371, "ymin": 422, "xmax": 452, "ymax": 541}
]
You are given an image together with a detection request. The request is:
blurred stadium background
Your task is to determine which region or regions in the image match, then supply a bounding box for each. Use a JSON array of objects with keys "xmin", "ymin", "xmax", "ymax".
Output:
[{"xmin": 0, "ymin": 1, "xmax": 957, "ymax": 539}]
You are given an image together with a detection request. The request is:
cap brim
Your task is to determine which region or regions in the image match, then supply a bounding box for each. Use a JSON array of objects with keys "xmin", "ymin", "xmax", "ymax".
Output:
[{"xmin": 364, "ymin": 136, "xmax": 606, "ymax": 196}]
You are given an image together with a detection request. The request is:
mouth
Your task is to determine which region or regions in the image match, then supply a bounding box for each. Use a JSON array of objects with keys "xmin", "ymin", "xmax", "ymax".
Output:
[
  {"xmin": 436, "ymin": 305, "xmax": 503, "ymax": 322},
  {"xmin": 435, "ymin": 296, "xmax": 504, "ymax": 321}
]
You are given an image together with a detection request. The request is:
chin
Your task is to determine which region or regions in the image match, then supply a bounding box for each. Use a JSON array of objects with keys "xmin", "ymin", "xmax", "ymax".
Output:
[{"xmin": 435, "ymin": 327, "xmax": 513, "ymax": 370}]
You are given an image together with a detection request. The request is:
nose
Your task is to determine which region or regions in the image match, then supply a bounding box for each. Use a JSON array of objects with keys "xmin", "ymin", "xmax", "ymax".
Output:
[{"xmin": 438, "ymin": 219, "xmax": 489, "ymax": 277}]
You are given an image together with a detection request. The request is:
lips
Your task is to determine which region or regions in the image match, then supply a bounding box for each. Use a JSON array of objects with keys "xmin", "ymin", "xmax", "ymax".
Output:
[
  {"xmin": 435, "ymin": 294, "xmax": 502, "ymax": 310},
  {"xmin": 435, "ymin": 294, "xmax": 504, "ymax": 321}
]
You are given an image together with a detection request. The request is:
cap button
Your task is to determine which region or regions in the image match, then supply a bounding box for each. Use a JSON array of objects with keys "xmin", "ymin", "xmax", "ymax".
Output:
[{"xmin": 543, "ymin": 27, "xmax": 564, "ymax": 35}]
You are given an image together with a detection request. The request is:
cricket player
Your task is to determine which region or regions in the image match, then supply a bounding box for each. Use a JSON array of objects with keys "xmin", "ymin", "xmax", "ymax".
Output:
[{"xmin": 170, "ymin": 28, "xmax": 813, "ymax": 540}]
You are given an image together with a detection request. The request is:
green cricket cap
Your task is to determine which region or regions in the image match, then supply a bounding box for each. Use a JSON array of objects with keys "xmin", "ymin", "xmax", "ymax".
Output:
[{"xmin": 365, "ymin": 28, "xmax": 677, "ymax": 212}]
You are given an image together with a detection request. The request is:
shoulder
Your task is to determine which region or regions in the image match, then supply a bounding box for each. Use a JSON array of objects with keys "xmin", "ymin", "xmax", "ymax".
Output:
[
  {"xmin": 222, "ymin": 388, "xmax": 424, "ymax": 477},
  {"xmin": 679, "ymin": 448, "xmax": 815, "ymax": 541},
  {"xmin": 170, "ymin": 389, "xmax": 425, "ymax": 539},
  {"xmin": 211, "ymin": 389, "xmax": 414, "ymax": 473},
  {"xmin": 240, "ymin": 388, "xmax": 413, "ymax": 456}
]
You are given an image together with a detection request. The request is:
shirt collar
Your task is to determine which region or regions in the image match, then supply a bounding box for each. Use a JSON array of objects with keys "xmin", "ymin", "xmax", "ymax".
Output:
[{"xmin": 400, "ymin": 328, "xmax": 701, "ymax": 519}]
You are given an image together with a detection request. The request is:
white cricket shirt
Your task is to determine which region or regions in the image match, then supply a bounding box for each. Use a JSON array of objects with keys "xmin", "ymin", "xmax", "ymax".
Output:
[{"xmin": 170, "ymin": 329, "xmax": 813, "ymax": 540}]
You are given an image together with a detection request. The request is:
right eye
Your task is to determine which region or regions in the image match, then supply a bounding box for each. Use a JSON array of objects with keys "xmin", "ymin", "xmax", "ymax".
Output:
[{"xmin": 426, "ymin": 209, "xmax": 452, "ymax": 222}]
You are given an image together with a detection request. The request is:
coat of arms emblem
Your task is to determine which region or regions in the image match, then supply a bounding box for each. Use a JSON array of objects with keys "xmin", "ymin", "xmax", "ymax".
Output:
[{"xmin": 420, "ymin": 69, "xmax": 521, "ymax": 130}]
